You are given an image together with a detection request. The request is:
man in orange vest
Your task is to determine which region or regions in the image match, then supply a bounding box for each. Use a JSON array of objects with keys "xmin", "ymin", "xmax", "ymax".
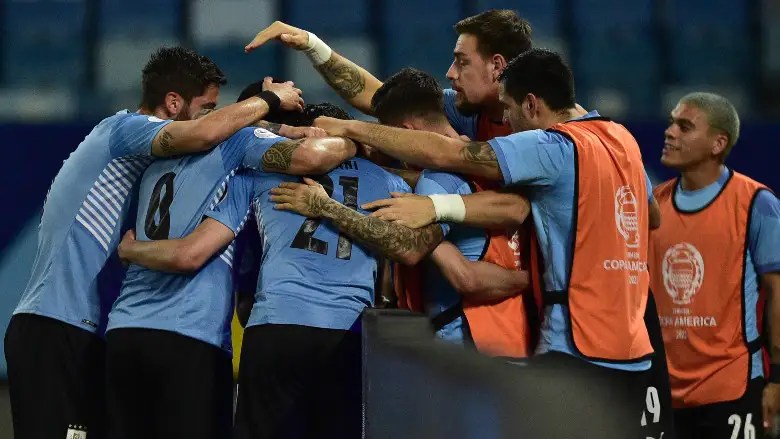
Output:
[
  {"xmin": 649, "ymin": 92, "xmax": 780, "ymax": 438},
  {"xmin": 272, "ymin": 49, "xmax": 663, "ymax": 437}
]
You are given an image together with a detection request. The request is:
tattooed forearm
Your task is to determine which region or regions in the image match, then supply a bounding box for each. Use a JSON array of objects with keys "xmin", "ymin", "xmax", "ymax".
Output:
[
  {"xmin": 262, "ymin": 139, "xmax": 304, "ymax": 172},
  {"xmin": 461, "ymin": 141, "xmax": 497, "ymax": 164},
  {"xmin": 158, "ymin": 129, "xmax": 175, "ymax": 154},
  {"xmin": 316, "ymin": 57, "xmax": 366, "ymax": 100},
  {"xmin": 314, "ymin": 197, "xmax": 443, "ymax": 263},
  {"xmin": 255, "ymin": 120, "xmax": 283, "ymax": 135}
]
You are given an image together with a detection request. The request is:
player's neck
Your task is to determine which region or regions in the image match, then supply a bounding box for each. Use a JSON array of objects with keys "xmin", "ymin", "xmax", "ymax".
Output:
[
  {"xmin": 137, "ymin": 106, "xmax": 174, "ymax": 120},
  {"xmin": 680, "ymin": 163, "xmax": 725, "ymax": 191},
  {"xmin": 541, "ymin": 107, "xmax": 586, "ymax": 129}
]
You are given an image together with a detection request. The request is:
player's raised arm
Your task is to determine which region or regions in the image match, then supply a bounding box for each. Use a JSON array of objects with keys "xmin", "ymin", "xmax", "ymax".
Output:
[
  {"xmin": 245, "ymin": 21, "xmax": 383, "ymax": 114},
  {"xmin": 151, "ymin": 78, "xmax": 304, "ymax": 157},
  {"xmin": 314, "ymin": 117, "xmax": 504, "ymax": 181}
]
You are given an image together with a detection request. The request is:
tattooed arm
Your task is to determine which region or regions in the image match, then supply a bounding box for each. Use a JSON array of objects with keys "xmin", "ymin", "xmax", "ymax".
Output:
[
  {"xmin": 315, "ymin": 118, "xmax": 503, "ymax": 181},
  {"xmin": 314, "ymin": 52, "xmax": 381, "ymax": 114},
  {"xmin": 150, "ymin": 78, "xmax": 303, "ymax": 158},
  {"xmin": 245, "ymin": 21, "xmax": 382, "ymax": 114},
  {"xmin": 270, "ymin": 179, "xmax": 444, "ymax": 265},
  {"xmin": 261, "ymin": 137, "xmax": 357, "ymax": 175}
]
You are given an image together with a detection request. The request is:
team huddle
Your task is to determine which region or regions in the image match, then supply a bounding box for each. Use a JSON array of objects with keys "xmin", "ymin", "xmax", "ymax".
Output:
[{"xmin": 4, "ymin": 8, "xmax": 780, "ymax": 439}]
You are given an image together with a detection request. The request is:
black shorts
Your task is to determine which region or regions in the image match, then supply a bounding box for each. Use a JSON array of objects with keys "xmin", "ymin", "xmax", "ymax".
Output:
[
  {"xmin": 105, "ymin": 328, "xmax": 233, "ymax": 439},
  {"xmin": 643, "ymin": 291, "xmax": 675, "ymax": 438},
  {"xmin": 234, "ymin": 324, "xmax": 362, "ymax": 439},
  {"xmin": 4, "ymin": 313, "xmax": 107, "ymax": 439},
  {"xmin": 529, "ymin": 351, "xmax": 652, "ymax": 438},
  {"xmin": 674, "ymin": 377, "xmax": 766, "ymax": 439}
]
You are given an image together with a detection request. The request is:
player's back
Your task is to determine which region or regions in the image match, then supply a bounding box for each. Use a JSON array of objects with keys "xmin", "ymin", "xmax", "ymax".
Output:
[
  {"xmin": 15, "ymin": 111, "xmax": 170, "ymax": 333},
  {"xmin": 248, "ymin": 157, "xmax": 410, "ymax": 330},
  {"xmin": 108, "ymin": 128, "xmax": 277, "ymax": 350}
]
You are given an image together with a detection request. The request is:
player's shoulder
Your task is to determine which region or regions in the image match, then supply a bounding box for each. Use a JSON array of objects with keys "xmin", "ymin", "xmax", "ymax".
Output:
[
  {"xmin": 420, "ymin": 169, "xmax": 468, "ymax": 188},
  {"xmin": 752, "ymin": 187, "xmax": 780, "ymax": 216}
]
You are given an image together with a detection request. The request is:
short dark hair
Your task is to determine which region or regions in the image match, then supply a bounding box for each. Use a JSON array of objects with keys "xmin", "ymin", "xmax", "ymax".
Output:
[
  {"xmin": 236, "ymin": 80, "xmax": 264, "ymax": 103},
  {"xmin": 454, "ymin": 9, "xmax": 532, "ymax": 62},
  {"xmin": 499, "ymin": 49, "xmax": 575, "ymax": 111},
  {"xmin": 299, "ymin": 102, "xmax": 352, "ymax": 126},
  {"xmin": 371, "ymin": 68, "xmax": 444, "ymax": 125},
  {"xmin": 236, "ymin": 81, "xmax": 351, "ymax": 126},
  {"xmin": 140, "ymin": 47, "xmax": 226, "ymax": 110}
]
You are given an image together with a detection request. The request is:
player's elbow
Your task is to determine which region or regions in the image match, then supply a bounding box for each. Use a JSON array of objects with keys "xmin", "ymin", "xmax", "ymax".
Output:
[
  {"xmin": 507, "ymin": 201, "xmax": 531, "ymax": 228},
  {"xmin": 451, "ymin": 275, "xmax": 481, "ymax": 297},
  {"xmin": 294, "ymin": 138, "xmax": 356, "ymax": 175},
  {"xmin": 173, "ymin": 244, "xmax": 208, "ymax": 273}
]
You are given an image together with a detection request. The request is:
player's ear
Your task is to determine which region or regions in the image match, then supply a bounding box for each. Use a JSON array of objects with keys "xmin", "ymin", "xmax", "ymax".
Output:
[
  {"xmin": 711, "ymin": 132, "xmax": 728, "ymax": 157},
  {"xmin": 524, "ymin": 93, "xmax": 537, "ymax": 117},
  {"xmin": 492, "ymin": 54, "xmax": 508, "ymax": 81},
  {"xmin": 164, "ymin": 92, "xmax": 183, "ymax": 118}
]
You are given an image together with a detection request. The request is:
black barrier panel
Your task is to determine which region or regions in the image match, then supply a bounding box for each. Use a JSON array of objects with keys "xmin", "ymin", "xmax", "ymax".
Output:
[{"xmin": 362, "ymin": 308, "xmax": 646, "ymax": 439}]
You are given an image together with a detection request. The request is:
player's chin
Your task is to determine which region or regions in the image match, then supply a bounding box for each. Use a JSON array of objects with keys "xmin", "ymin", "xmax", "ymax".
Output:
[
  {"xmin": 455, "ymin": 96, "xmax": 481, "ymax": 116},
  {"xmin": 659, "ymin": 153, "xmax": 682, "ymax": 169}
]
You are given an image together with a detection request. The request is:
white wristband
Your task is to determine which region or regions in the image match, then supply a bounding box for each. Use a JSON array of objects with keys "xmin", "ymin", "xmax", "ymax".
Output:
[
  {"xmin": 428, "ymin": 194, "xmax": 466, "ymax": 223},
  {"xmin": 304, "ymin": 31, "xmax": 333, "ymax": 66}
]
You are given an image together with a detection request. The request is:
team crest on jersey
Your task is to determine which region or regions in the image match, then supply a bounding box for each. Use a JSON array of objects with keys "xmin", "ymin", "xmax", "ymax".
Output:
[
  {"xmin": 614, "ymin": 185, "xmax": 640, "ymax": 248},
  {"xmin": 254, "ymin": 128, "xmax": 280, "ymax": 139},
  {"xmin": 66, "ymin": 425, "xmax": 87, "ymax": 439},
  {"xmin": 662, "ymin": 243, "xmax": 704, "ymax": 305}
]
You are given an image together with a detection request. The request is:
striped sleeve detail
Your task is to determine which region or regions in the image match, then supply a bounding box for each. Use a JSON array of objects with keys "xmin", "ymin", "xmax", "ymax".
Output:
[
  {"xmin": 76, "ymin": 156, "xmax": 152, "ymax": 251},
  {"xmin": 218, "ymin": 197, "xmax": 255, "ymax": 267}
]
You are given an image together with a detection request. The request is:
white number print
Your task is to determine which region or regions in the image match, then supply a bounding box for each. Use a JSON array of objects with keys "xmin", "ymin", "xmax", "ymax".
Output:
[
  {"xmin": 728, "ymin": 413, "xmax": 756, "ymax": 439},
  {"xmin": 641, "ymin": 386, "xmax": 661, "ymax": 426}
]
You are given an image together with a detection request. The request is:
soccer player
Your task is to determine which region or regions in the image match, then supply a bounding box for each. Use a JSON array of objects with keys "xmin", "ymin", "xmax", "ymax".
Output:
[
  {"xmin": 649, "ymin": 92, "xmax": 780, "ymax": 437},
  {"xmin": 245, "ymin": 9, "xmax": 531, "ymax": 143},
  {"xmin": 274, "ymin": 67, "xmax": 533, "ymax": 357},
  {"xmin": 105, "ymin": 86, "xmax": 355, "ymax": 438},
  {"xmin": 3, "ymin": 46, "xmax": 303, "ymax": 439},
  {"xmin": 307, "ymin": 49, "xmax": 661, "ymax": 437}
]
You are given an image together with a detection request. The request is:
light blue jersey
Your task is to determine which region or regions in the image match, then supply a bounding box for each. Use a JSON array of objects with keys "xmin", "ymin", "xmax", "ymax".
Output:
[
  {"xmin": 107, "ymin": 127, "xmax": 284, "ymax": 351},
  {"xmin": 673, "ymin": 167, "xmax": 780, "ymax": 379},
  {"xmin": 414, "ymin": 170, "xmax": 486, "ymax": 345},
  {"xmin": 15, "ymin": 111, "xmax": 171, "ymax": 333},
  {"xmin": 489, "ymin": 111, "xmax": 655, "ymax": 371},
  {"xmin": 218, "ymin": 158, "xmax": 411, "ymax": 331}
]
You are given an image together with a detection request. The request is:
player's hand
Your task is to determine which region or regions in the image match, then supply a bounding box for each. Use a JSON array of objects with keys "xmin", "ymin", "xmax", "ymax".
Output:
[
  {"xmin": 118, "ymin": 230, "xmax": 136, "ymax": 266},
  {"xmin": 262, "ymin": 77, "xmax": 304, "ymax": 112},
  {"xmin": 763, "ymin": 382, "xmax": 780, "ymax": 431},
  {"xmin": 270, "ymin": 177, "xmax": 330, "ymax": 218},
  {"xmin": 246, "ymin": 21, "xmax": 310, "ymax": 52},
  {"xmin": 313, "ymin": 116, "xmax": 350, "ymax": 137},
  {"xmin": 362, "ymin": 193, "xmax": 436, "ymax": 228},
  {"xmin": 279, "ymin": 125, "xmax": 327, "ymax": 139}
]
